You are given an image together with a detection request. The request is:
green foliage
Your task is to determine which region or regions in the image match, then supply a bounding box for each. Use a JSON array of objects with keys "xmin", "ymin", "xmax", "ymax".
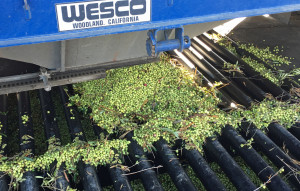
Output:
[
  {"xmin": 240, "ymin": 100, "xmax": 299, "ymax": 130},
  {"xmin": 223, "ymin": 61, "xmax": 243, "ymax": 74},
  {"xmin": 239, "ymin": 44, "xmax": 291, "ymax": 67},
  {"xmin": 21, "ymin": 115, "xmax": 29, "ymax": 125},
  {"xmin": 0, "ymin": 122, "xmax": 2, "ymax": 140},
  {"xmin": 71, "ymin": 59, "xmax": 231, "ymax": 151},
  {"xmin": 242, "ymin": 56, "xmax": 281, "ymax": 85},
  {"xmin": 240, "ymin": 138, "xmax": 254, "ymax": 149},
  {"xmin": 70, "ymin": 56, "xmax": 298, "ymax": 152},
  {"xmin": 0, "ymin": 122, "xmax": 4, "ymax": 156},
  {"xmin": 212, "ymin": 34, "xmax": 238, "ymax": 56},
  {"xmin": 212, "ymin": 33, "xmax": 299, "ymax": 86},
  {"xmin": 0, "ymin": 136, "xmax": 129, "ymax": 189},
  {"xmin": 277, "ymin": 68, "xmax": 300, "ymax": 84}
]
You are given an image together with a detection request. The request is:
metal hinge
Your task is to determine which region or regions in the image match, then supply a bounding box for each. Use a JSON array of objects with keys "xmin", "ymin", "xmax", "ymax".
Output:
[{"xmin": 146, "ymin": 27, "xmax": 191, "ymax": 57}]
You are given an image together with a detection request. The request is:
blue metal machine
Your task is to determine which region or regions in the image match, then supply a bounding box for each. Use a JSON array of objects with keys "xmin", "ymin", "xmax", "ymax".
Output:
[
  {"xmin": 0, "ymin": 0, "xmax": 300, "ymax": 94},
  {"xmin": 1, "ymin": 0, "xmax": 300, "ymax": 47}
]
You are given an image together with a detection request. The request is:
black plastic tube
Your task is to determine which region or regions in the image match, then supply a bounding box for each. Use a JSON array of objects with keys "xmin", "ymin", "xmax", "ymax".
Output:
[
  {"xmin": 17, "ymin": 92, "xmax": 39, "ymax": 191},
  {"xmin": 267, "ymin": 122, "xmax": 300, "ymax": 161},
  {"xmin": 240, "ymin": 122, "xmax": 300, "ymax": 187},
  {"xmin": 209, "ymin": 30, "xmax": 299, "ymax": 93},
  {"xmin": 77, "ymin": 162, "xmax": 102, "ymax": 191},
  {"xmin": 59, "ymin": 87, "xmax": 102, "ymax": 191},
  {"xmin": 169, "ymin": 50, "xmax": 235, "ymax": 107},
  {"xmin": 59, "ymin": 87, "xmax": 86, "ymax": 141},
  {"xmin": 182, "ymin": 148, "xmax": 226, "ymax": 191},
  {"xmin": 191, "ymin": 39, "xmax": 266, "ymax": 101},
  {"xmin": 38, "ymin": 89, "xmax": 70, "ymax": 191},
  {"xmin": 0, "ymin": 95, "xmax": 7, "ymax": 155},
  {"xmin": 38, "ymin": 89, "xmax": 62, "ymax": 139},
  {"xmin": 66, "ymin": 84, "xmax": 133, "ymax": 191},
  {"xmin": 197, "ymin": 34, "xmax": 290, "ymax": 101},
  {"xmin": 0, "ymin": 95, "xmax": 8, "ymax": 191},
  {"xmin": 222, "ymin": 125, "xmax": 292, "ymax": 191},
  {"xmin": 108, "ymin": 166, "xmax": 133, "ymax": 191},
  {"xmin": 154, "ymin": 139, "xmax": 197, "ymax": 191},
  {"xmin": 92, "ymin": 126, "xmax": 132, "ymax": 191},
  {"xmin": 126, "ymin": 133, "xmax": 164, "ymax": 191},
  {"xmin": 207, "ymin": 30, "xmax": 275, "ymax": 72},
  {"xmin": 289, "ymin": 122, "xmax": 300, "ymax": 140},
  {"xmin": 67, "ymin": 85, "xmax": 132, "ymax": 191},
  {"xmin": 0, "ymin": 172, "xmax": 8, "ymax": 191},
  {"xmin": 204, "ymin": 138, "xmax": 256, "ymax": 191},
  {"xmin": 183, "ymin": 49, "xmax": 253, "ymax": 107}
]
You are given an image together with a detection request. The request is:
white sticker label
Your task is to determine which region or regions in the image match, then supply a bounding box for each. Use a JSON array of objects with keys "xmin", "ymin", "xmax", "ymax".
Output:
[{"xmin": 56, "ymin": 0, "xmax": 151, "ymax": 31}]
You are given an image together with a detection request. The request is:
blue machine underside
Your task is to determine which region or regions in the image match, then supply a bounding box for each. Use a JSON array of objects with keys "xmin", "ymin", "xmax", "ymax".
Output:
[{"xmin": 1, "ymin": 0, "xmax": 300, "ymax": 48}]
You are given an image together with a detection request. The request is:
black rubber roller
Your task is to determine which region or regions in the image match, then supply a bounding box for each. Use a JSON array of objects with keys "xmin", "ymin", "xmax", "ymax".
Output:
[
  {"xmin": 289, "ymin": 122, "xmax": 300, "ymax": 140},
  {"xmin": 204, "ymin": 137, "xmax": 256, "ymax": 191},
  {"xmin": 183, "ymin": 148, "xmax": 226, "ymax": 191},
  {"xmin": 108, "ymin": 166, "xmax": 133, "ymax": 191},
  {"xmin": 240, "ymin": 121, "xmax": 300, "ymax": 188},
  {"xmin": 197, "ymin": 34, "xmax": 290, "ymax": 101},
  {"xmin": 38, "ymin": 89, "xmax": 70, "ymax": 191},
  {"xmin": 59, "ymin": 87, "xmax": 102, "ymax": 191},
  {"xmin": 267, "ymin": 122, "xmax": 300, "ymax": 161},
  {"xmin": 0, "ymin": 94, "xmax": 8, "ymax": 191},
  {"xmin": 126, "ymin": 133, "xmax": 164, "ymax": 191},
  {"xmin": 17, "ymin": 92, "xmax": 39, "ymax": 191},
  {"xmin": 154, "ymin": 139, "xmax": 198, "ymax": 191},
  {"xmin": 222, "ymin": 125, "xmax": 292, "ymax": 191}
]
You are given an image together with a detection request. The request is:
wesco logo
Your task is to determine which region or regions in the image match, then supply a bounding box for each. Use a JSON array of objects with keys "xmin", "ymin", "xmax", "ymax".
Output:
[{"xmin": 56, "ymin": 0, "xmax": 151, "ymax": 31}]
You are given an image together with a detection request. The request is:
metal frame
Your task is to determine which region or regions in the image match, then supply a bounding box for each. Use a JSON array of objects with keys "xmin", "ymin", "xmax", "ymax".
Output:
[{"xmin": 0, "ymin": 56, "xmax": 158, "ymax": 95}]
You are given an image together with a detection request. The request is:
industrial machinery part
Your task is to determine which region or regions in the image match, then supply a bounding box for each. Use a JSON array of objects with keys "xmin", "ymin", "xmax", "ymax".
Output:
[
  {"xmin": 1, "ymin": 24, "xmax": 300, "ymax": 190},
  {"xmin": 0, "ymin": 87, "xmax": 299, "ymax": 190},
  {"xmin": 1, "ymin": 1, "xmax": 300, "ymax": 47},
  {"xmin": 146, "ymin": 27, "xmax": 191, "ymax": 57},
  {"xmin": 1, "ymin": 1, "xmax": 300, "ymax": 93}
]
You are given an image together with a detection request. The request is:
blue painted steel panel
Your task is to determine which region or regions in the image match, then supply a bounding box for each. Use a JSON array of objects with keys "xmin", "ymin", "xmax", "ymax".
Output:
[{"xmin": 0, "ymin": 0, "xmax": 300, "ymax": 47}]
